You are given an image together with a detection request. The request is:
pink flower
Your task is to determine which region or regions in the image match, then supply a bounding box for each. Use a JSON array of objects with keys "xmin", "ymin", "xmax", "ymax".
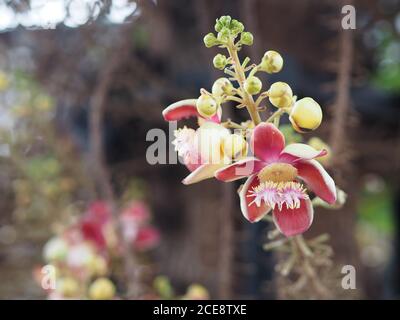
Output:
[
  {"xmin": 133, "ymin": 227, "xmax": 160, "ymax": 251},
  {"xmin": 121, "ymin": 201, "xmax": 151, "ymax": 225},
  {"xmin": 80, "ymin": 201, "xmax": 112, "ymax": 250},
  {"xmin": 215, "ymin": 123, "xmax": 336, "ymax": 237},
  {"xmin": 163, "ymin": 99, "xmax": 230, "ymax": 184},
  {"xmin": 120, "ymin": 201, "xmax": 160, "ymax": 251}
]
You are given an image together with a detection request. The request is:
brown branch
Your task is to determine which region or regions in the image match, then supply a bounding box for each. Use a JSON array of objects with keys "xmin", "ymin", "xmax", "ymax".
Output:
[
  {"xmin": 329, "ymin": 0, "xmax": 354, "ymax": 171},
  {"xmin": 88, "ymin": 23, "xmax": 142, "ymax": 299}
]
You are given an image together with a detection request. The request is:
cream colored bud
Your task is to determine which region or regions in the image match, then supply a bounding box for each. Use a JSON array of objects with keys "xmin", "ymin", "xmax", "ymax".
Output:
[
  {"xmin": 308, "ymin": 137, "xmax": 332, "ymax": 166},
  {"xmin": 43, "ymin": 237, "xmax": 68, "ymax": 263},
  {"xmin": 57, "ymin": 277, "xmax": 80, "ymax": 298},
  {"xmin": 268, "ymin": 82, "xmax": 293, "ymax": 109},
  {"xmin": 289, "ymin": 97, "xmax": 323, "ymax": 132},
  {"xmin": 222, "ymin": 134, "xmax": 247, "ymax": 159},
  {"xmin": 260, "ymin": 50, "xmax": 283, "ymax": 73},
  {"xmin": 89, "ymin": 278, "xmax": 116, "ymax": 300},
  {"xmin": 244, "ymin": 76, "xmax": 262, "ymax": 95},
  {"xmin": 196, "ymin": 94, "xmax": 218, "ymax": 118},
  {"xmin": 212, "ymin": 77, "xmax": 234, "ymax": 97}
]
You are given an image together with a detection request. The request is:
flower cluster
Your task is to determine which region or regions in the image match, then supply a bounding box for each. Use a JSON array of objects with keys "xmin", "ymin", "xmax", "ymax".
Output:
[
  {"xmin": 35, "ymin": 200, "xmax": 159, "ymax": 299},
  {"xmin": 162, "ymin": 16, "xmax": 338, "ymax": 237}
]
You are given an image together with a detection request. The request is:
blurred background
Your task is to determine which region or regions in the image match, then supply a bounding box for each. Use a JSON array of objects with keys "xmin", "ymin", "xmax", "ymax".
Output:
[{"xmin": 0, "ymin": 0, "xmax": 399, "ymax": 299}]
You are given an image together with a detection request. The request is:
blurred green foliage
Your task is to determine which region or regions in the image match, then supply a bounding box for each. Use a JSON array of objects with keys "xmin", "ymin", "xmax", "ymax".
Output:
[{"xmin": 357, "ymin": 179, "xmax": 395, "ymax": 236}]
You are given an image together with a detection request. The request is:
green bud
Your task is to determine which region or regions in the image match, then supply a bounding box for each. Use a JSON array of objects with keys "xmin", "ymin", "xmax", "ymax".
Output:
[
  {"xmin": 244, "ymin": 76, "xmax": 262, "ymax": 95},
  {"xmin": 203, "ymin": 33, "xmax": 218, "ymax": 48},
  {"xmin": 240, "ymin": 32, "xmax": 253, "ymax": 46},
  {"xmin": 196, "ymin": 94, "xmax": 218, "ymax": 118},
  {"xmin": 217, "ymin": 27, "xmax": 230, "ymax": 42},
  {"xmin": 230, "ymin": 19, "xmax": 244, "ymax": 35},
  {"xmin": 215, "ymin": 16, "xmax": 232, "ymax": 32},
  {"xmin": 213, "ymin": 54, "xmax": 227, "ymax": 70}
]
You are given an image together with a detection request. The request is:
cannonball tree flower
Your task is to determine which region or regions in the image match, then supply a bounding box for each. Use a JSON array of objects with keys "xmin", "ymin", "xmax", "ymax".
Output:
[
  {"xmin": 120, "ymin": 201, "xmax": 160, "ymax": 251},
  {"xmin": 215, "ymin": 123, "xmax": 337, "ymax": 237},
  {"xmin": 163, "ymin": 99, "xmax": 247, "ymax": 185}
]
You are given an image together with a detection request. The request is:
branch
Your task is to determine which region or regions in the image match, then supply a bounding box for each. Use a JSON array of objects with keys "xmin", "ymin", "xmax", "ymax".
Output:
[{"xmin": 88, "ymin": 24, "xmax": 142, "ymax": 299}]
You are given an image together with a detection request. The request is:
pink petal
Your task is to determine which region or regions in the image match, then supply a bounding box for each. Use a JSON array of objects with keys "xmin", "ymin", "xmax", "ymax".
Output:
[
  {"xmin": 272, "ymin": 198, "xmax": 314, "ymax": 237},
  {"xmin": 209, "ymin": 106, "xmax": 222, "ymax": 123},
  {"xmin": 162, "ymin": 99, "xmax": 198, "ymax": 121},
  {"xmin": 162, "ymin": 99, "xmax": 221, "ymax": 123},
  {"xmin": 251, "ymin": 123, "xmax": 285, "ymax": 163},
  {"xmin": 239, "ymin": 175, "xmax": 271, "ymax": 222},
  {"xmin": 279, "ymin": 143, "xmax": 327, "ymax": 163},
  {"xmin": 134, "ymin": 227, "xmax": 160, "ymax": 251},
  {"xmin": 295, "ymin": 159, "xmax": 337, "ymax": 204},
  {"xmin": 214, "ymin": 158, "xmax": 265, "ymax": 182},
  {"xmin": 182, "ymin": 163, "xmax": 226, "ymax": 185},
  {"xmin": 182, "ymin": 151, "xmax": 203, "ymax": 172}
]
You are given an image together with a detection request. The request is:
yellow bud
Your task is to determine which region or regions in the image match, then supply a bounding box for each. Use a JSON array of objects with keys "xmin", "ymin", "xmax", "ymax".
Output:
[
  {"xmin": 57, "ymin": 277, "xmax": 80, "ymax": 298},
  {"xmin": 0, "ymin": 71, "xmax": 9, "ymax": 91},
  {"xmin": 196, "ymin": 94, "xmax": 218, "ymax": 118},
  {"xmin": 260, "ymin": 50, "xmax": 283, "ymax": 73},
  {"xmin": 88, "ymin": 255, "xmax": 108, "ymax": 277},
  {"xmin": 222, "ymin": 134, "xmax": 247, "ymax": 159},
  {"xmin": 88, "ymin": 278, "xmax": 116, "ymax": 300},
  {"xmin": 183, "ymin": 284, "xmax": 210, "ymax": 300},
  {"xmin": 212, "ymin": 77, "xmax": 234, "ymax": 97},
  {"xmin": 43, "ymin": 236, "xmax": 68, "ymax": 262},
  {"xmin": 308, "ymin": 137, "xmax": 332, "ymax": 166},
  {"xmin": 289, "ymin": 97, "xmax": 322, "ymax": 132},
  {"xmin": 244, "ymin": 76, "xmax": 262, "ymax": 95},
  {"xmin": 268, "ymin": 82, "xmax": 293, "ymax": 109}
]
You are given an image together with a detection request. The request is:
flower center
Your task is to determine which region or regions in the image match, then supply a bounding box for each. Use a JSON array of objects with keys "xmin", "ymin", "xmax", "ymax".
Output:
[{"xmin": 258, "ymin": 163, "xmax": 298, "ymax": 183}]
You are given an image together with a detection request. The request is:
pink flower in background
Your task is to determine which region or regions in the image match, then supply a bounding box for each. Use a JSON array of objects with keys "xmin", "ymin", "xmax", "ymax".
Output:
[
  {"xmin": 215, "ymin": 123, "xmax": 336, "ymax": 236},
  {"xmin": 134, "ymin": 227, "xmax": 160, "ymax": 251},
  {"xmin": 78, "ymin": 200, "xmax": 160, "ymax": 251},
  {"xmin": 80, "ymin": 201, "xmax": 112, "ymax": 250},
  {"xmin": 120, "ymin": 201, "xmax": 159, "ymax": 250}
]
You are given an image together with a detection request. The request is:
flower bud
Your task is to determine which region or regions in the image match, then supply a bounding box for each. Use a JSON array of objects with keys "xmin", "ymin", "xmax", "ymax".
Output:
[
  {"xmin": 88, "ymin": 255, "xmax": 108, "ymax": 277},
  {"xmin": 203, "ymin": 33, "xmax": 218, "ymax": 48},
  {"xmin": 213, "ymin": 54, "xmax": 227, "ymax": 70},
  {"xmin": 57, "ymin": 277, "xmax": 80, "ymax": 298},
  {"xmin": 244, "ymin": 76, "xmax": 262, "ymax": 95},
  {"xmin": 212, "ymin": 78, "xmax": 234, "ymax": 97},
  {"xmin": 240, "ymin": 32, "xmax": 253, "ymax": 46},
  {"xmin": 230, "ymin": 19, "xmax": 244, "ymax": 35},
  {"xmin": 183, "ymin": 284, "xmax": 210, "ymax": 300},
  {"xmin": 89, "ymin": 278, "xmax": 116, "ymax": 300},
  {"xmin": 43, "ymin": 236, "xmax": 68, "ymax": 263},
  {"xmin": 289, "ymin": 97, "xmax": 322, "ymax": 132},
  {"xmin": 308, "ymin": 137, "xmax": 332, "ymax": 166},
  {"xmin": 268, "ymin": 82, "xmax": 293, "ymax": 108},
  {"xmin": 222, "ymin": 134, "xmax": 248, "ymax": 159},
  {"xmin": 260, "ymin": 50, "xmax": 283, "ymax": 73},
  {"xmin": 217, "ymin": 27, "xmax": 230, "ymax": 42},
  {"xmin": 0, "ymin": 71, "xmax": 9, "ymax": 91},
  {"xmin": 196, "ymin": 94, "xmax": 218, "ymax": 118},
  {"xmin": 215, "ymin": 16, "xmax": 232, "ymax": 32}
]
